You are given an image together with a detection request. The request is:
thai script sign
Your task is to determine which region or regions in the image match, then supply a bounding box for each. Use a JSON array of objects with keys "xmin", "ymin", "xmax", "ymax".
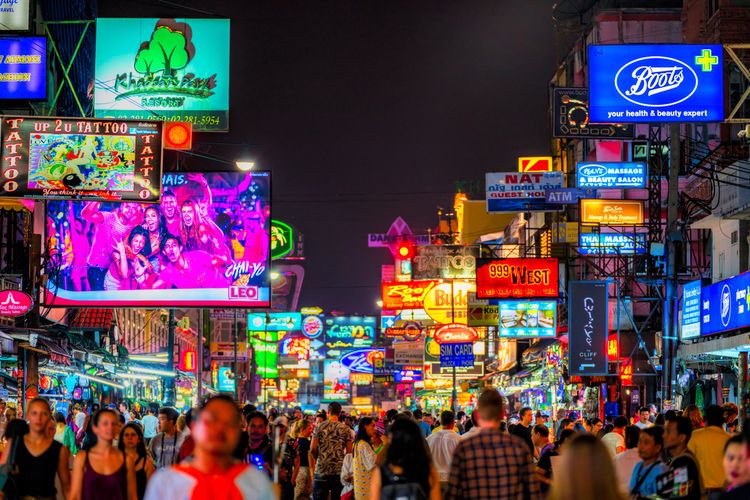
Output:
[
  {"xmin": 485, "ymin": 172, "xmax": 564, "ymax": 212},
  {"xmin": 578, "ymin": 233, "xmax": 647, "ymax": 255},
  {"xmin": 681, "ymin": 279, "xmax": 702, "ymax": 340}
]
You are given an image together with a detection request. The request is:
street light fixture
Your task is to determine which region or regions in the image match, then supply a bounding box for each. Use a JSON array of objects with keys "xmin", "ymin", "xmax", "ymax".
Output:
[{"xmin": 236, "ymin": 160, "xmax": 256, "ymax": 171}]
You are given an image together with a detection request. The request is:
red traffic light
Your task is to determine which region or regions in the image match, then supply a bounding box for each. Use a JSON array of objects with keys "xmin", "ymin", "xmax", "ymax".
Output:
[
  {"xmin": 396, "ymin": 242, "xmax": 414, "ymax": 259},
  {"xmin": 164, "ymin": 121, "xmax": 193, "ymax": 150}
]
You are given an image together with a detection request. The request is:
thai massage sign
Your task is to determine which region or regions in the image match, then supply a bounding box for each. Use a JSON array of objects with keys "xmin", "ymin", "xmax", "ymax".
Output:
[
  {"xmin": 94, "ymin": 18, "xmax": 230, "ymax": 131},
  {"xmin": 580, "ymin": 199, "xmax": 644, "ymax": 225},
  {"xmin": 0, "ymin": 116, "xmax": 163, "ymax": 202},
  {"xmin": 476, "ymin": 258, "xmax": 558, "ymax": 299}
]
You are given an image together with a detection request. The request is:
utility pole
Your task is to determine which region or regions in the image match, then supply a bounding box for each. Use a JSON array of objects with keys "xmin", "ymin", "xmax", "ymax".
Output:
[
  {"xmin": 233, "ymin": 309, "xmax": 239, "ymax": 401},
  {"xmin": 165, "ymin": 309, "xmax": 175, "ymax": 405}
]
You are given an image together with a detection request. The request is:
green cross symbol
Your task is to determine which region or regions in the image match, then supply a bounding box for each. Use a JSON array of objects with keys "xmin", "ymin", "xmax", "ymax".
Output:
[{"xmin": 695, "ymin": 49, "xmax": 719, "ymax": 72}]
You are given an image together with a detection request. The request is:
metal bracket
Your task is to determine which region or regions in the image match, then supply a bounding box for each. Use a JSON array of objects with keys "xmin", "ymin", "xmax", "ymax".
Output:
[{"xmin": 725, "ymin": 44, "xmax": 750, "ymax": 124}]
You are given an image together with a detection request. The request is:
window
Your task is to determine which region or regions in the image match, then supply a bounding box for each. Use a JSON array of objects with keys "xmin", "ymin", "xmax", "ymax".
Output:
[{"xmin": 732, "ymin": 230, "xmax": 738, "ymax": 245}]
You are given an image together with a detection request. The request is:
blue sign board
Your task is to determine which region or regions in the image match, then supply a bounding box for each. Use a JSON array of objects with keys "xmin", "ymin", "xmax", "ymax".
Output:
[
  {"xmin": 589, "ymin": 44, "xmax": 724, "ymax": 123},
  {"xmin": 681, "ymin": 280, "xmax": 702, "ymax": 340},
  {"xmin": 545, "ymin": 188, "xmax": 597, "ymax": 204},
  {"xmin": 248, "ymin": 312, "xmax": 302, "ymax": 332},
  {"xmin": 217, "ymin": 366, "xmax": 235, "ymax": 392},
  {"xmin": 701, "ymin": 272, "xmax": 750, "ymax": 336},
  {"xmin": 439, "ymin": 342, "xmax": 474, "ymax": 368},
  {"xmin": 576, "ymin": 162, "xmax": 647, "ymax": 189},
  {"xmin": 499, "ymin": 301, "xmax": 557, "ymax": 338},
  {"xmin": 324, "ymin": 316, "xmax": 376, "ymax": 348},
  {"xmin": 0, "ymin": 37, "xmax": 46, "ymax": 99},
  {"xmin": 578, "ymin": 233, "xmax": 647, "ymax": 255},
  {"xmin": 394, "ymin": 369, "xmax": 422, "ymax": 382},
  {"xmin": 486, "ymin": 172, "xmax": 564, "ymax": 213}
]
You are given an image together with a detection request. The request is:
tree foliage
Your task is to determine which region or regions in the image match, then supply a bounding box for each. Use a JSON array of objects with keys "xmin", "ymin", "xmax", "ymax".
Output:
[{"xmin": 134, "ymin": 22, "xmax": 194, "ymax": 76}]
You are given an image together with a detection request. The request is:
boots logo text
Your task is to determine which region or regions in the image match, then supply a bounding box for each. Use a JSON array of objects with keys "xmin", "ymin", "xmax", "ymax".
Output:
[{"xmin": 615, "ymin": 56, "xmax": 698, "ymax": 107}]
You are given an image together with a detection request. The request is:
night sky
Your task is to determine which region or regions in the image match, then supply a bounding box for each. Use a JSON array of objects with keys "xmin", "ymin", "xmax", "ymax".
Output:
[{"xmin": 101, "ymin": 1, "xmax": 558, "ymax": 314}]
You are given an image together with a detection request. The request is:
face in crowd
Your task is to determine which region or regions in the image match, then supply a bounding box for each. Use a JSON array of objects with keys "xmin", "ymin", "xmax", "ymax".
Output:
[{"xmin": 194, "ymin": 399, "xmax": 243, "ymax": 456}]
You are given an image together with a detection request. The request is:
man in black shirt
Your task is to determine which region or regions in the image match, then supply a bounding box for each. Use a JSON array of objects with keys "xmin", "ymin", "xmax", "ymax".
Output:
[
  {"xmin": 658, "ymin": 415, "xmax": 702, "ymax": 499},
  {"xmin": 509, "ymin": 406, "xmax": 534, "ymax": 453},
  {"xmin": 245, "ymin": 411, "xmax": 273, "ymax": 476}
]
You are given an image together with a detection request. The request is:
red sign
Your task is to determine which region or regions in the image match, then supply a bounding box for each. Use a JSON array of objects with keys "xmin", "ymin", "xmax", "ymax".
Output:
[
  {"xmin": 607, "ymin": 335, "xmax": 619, "ymax": 361},
  {"xmin": 620, "ymin": 361, "xmax": 633, "ymax": 385},
  {"xmin": 385, "ymin": 324, "xmax": 422, "ymax": 341},
  {"xmin": 179, "ymin": 350, "xmax": 197, "ymax": 372},
  {"xmin": 381, "ymin": 280, "xmax": 438, "ymax": 309},
  {"xmin": 0, "ymin": 289, "xmax": 33, "ymax": 317},
  {"xmin": 434, "ymin": 324, "xmax": 479, "ymax": 344},
  {"xmin": 476, "ymin": 258, "xmax": 558, "ymax": 299}
]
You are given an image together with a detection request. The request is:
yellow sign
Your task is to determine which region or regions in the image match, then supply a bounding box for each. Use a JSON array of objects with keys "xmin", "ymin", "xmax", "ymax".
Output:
[
  {"xmin": 518, "ymin": 156, "xmax": 553, "ymax": 172},
  {"xmin": 300, "ymin": 306, "xmax": 323, "ymax": 315},
  {"xmin": 422, "ymin": 281, "xmax": 475, "ymax": 324},
  {"xmin": 580, "ymin": 199, "xmax": 644, "ymax": 225}
]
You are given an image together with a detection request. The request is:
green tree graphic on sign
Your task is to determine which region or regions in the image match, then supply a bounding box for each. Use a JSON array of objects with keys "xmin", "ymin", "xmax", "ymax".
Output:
[{"xmin": 134, "ymin": 19, "xmax": 196, "ymax": 76}]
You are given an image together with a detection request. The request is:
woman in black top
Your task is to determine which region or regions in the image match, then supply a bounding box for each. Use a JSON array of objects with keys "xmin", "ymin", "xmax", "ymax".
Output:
[{"xmin": 118, "ymin": 422, "xmax": 155, "ymax": 500}]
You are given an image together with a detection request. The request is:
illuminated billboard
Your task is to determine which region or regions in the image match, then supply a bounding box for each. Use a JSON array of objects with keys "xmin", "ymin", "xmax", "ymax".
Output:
[
  {"xmin": 700, "ymin": 272, "xmax": 750, "ymax": 336},
  {"xmin": 580, "ymin": 199, "xmax": 644, "ymax": 225},
  {"xmin": 412, "ymin": 245, "xmax": 477, "ymax": 280},
  {"xmin": 248, "ymin": 330, "xmax": 278, "ymax": 378},
  {"xmin": 518, "ymin": 157, "xmax": 553, "ymax": 172},
  {"xmin": 381, "ymin": 280, "xmax": 438, "ymax": 310},
  {"xmin": 551, "ymin": 87, "xmax": 635, "ymax": 139},
  {"xmin": 323, "ymin": 360, "xmax": 351, "ymax": 402},
  {"xmin": 499, "ymin": 301, "xmax": 557, "ymax": 338},
  {"xmin": 44, "ymin": 172, "xmax": 271, "ymax": 307},
  {"xmin": 0, "ymin": 0, "xmax": 32, "ymax": 31},
  {"xmin": 476, "ymin": 258, "xmax": 558, "ymax": 299},
  {"xmin": 0, "ymin": 116, "xmax": 162, "ymax": 202},
  {"xmin": 248, "ymin": 312, "xmax": 301, "ymax": 331},
  {"xmin": 0, "ymin": 37, "xmax": 45, "ymax": 99},
  {"xmin": 680, "ymin": 280, "xmax": 701, "ymax": 341},
  {"xmin": 486, "ymin": 172, "xmax": 564, "ymax": 212},
  {"xmin": 588, "ymin": 44, "xmax": 724, "ymax": 123},
  {"xmin": 94, "ymin": 18, "xmax": 230, "ymax": 131},
  {"xmin": 324, "ymin": 316, "xmax": 375, "ymax": 349},
  {"xmin": 578, "ymin": 233, "xmax": 647, "ymax": 255},
  {"xmin": 576, "ymin": 162, "xmax": 646, "ymax": 189}
]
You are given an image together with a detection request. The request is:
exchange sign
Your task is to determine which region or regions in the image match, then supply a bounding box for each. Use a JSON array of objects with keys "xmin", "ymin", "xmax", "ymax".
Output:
[
  {"xmin": 248, "ymin": 312, "xmax": 301, "ymax": 332},
  {"xmin": 381, "ymin": 280, "xmax": 438, "ymax": 309},
  {"xmin": 476, "ymin": 258, "xmax": 558, "ymax": 299},
  {"xmin": 499, "ymin": 301, "xmax": 557, "ymax": 338},
  {"xmin": 94, "ymin": 18, "xmax": 230, "ymax": 131},
  {"xmin": 700, "ymin": 272, "xmax": 750, "ymax": 336},
  {"xmin": 0, "ymin": 37, "xmax": 46, "ymax": 99},
  {"xmin": 580, "ymin": 199, "xmax": 644, "ymax": 225},
  {"xmin": 551, "ymin": 87, "xmax": 635, "ymax": 139},
  {"xmin": 588, "ymin": 44, "xmax": 724, "ymax": 123},
  {"xmin": 576, "ymin": 162, "xmax": 647, "ymax": 189},
  {"xmin": 578, "ymin": 233, "xmax": 647, "ymax": 255},
  {"xmin": 0, "ymin": 116, "xmax": 163, "ymax": 202},
  {"xmin": 681, "ymin": 279, "xmax": 702, "ymax": 340},
  {"xmin": 486, "ymin": 172, "xmax": 564, "ymax": 212}
]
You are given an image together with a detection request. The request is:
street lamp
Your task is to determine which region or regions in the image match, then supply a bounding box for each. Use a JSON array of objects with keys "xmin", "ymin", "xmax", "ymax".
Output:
[{"xmin": 236, "ymin": 160, "xmax": 256, "ymax": 171}]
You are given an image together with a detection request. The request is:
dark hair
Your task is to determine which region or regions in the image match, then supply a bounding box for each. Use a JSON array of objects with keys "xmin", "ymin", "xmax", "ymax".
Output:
[
  {"xmin": 26, "ymin": 397, "xmax": 51, "ymax": 415},
  {"xmin": 520, "ymin": 407, "xmax": 533, "ymax": 418},
  {"xmin": 246, "ymin": 411, "xmax": 268, "ymax": 427},
  {"xmin": 128, "ymin": 225, "xmax": 153, "ymax": 257},
  {"xmin": 639, "ymin": 406, "xmax": 650, "ymax": 414},
  {"xmin": 704, "ymin": 405, "xmax": 724, "ymax": 427},
  {"xmin": 641, "ymin": 426, "xmax": 664, "ymax": 448},
  {"xmin": 667, "ymin": 416, "xmax": 692, "ymax": 443},
  {"xmin": 440, "ymin": 410, "xmax": 455, "ymax": 427},
  {"xmin": 328, "ymin": 402, "xmax": 342, "ymax": 416},
  {"xmin": 588, "ymin": 418, "xmax": 602, "ymax": 427},
  {"xmin": 558, "ymin": 429, "xmax": 577, "ymax": 446},
  {"xmin": 242, "ymin": 404, "xmax": 256, "ymax": 418},
  {"xmin": 401, "ymin": 411, "xmax": 413, "ymax": 420},
  {"xmin": 355, "ymin": 417, "xmax": 374, "ymax": 446},
  {"xmin": 93, "ymin": 408, "xmax": 119, "ymax": 427},
  {"xmin": 118, "ymin": 414, "xmax": 126, "ymax": 424},
  {"xmin": 413, "ymin": 409, "xmax": 423, "ymax": 420},
  {"xmin": 624, "ymin": 425, "xmax": 640, "ymax": 449},
  {"xmin": 533, "ymin": 424, "xmax": 550, "ymax": 438},
  {"xmin": 118, "ymin": 422, "xmax": 147, "ymax": 459},
  {"xmin": 725, "ymin": 433, "xmax": 745, "ymax": 453},
  {"xmin": 160, "ymin": 233, "xmax": 182, "ymax": 253},
  {"xmin": 385, "ymin": 409, "xmax": 398, "ymax": 422},
  {"xmin": 162, "ymin": 189, "xmax": 176, "ymax": 199},
  {"xmin": 119, "ymin": 401, "xmax": 129, "ymax": 411},
  {"xmin": 457, "ymin": 411, "xmax": 466, "ymax": 420},
  {"xmin": 199, "ymin": 395, "xmax": 243, "ymax": 424},
  {"xmin": 664, "ymin": 410, "xmax": 677, "ymax": 420},
  {"xmin": 385, "ymin": 417, "xmax": 432, "ymax": 497},
  {"xmin": 4, "ymin": 418, "xmax": 29, "ymax": 440},
  {"xmin": 185, "ymin": 407, "xmax": 197, "ymax": 428},
  {"xmin": 614, "ymin": 416, "xmax": 628, "ymax": 428},
  {"xmin": 655, "ymin": 413, "xmax": 666, "ymax": 426},
  {"xmin": 54, "ymin": 412, "xmax": 66, "ymax": 424},
  {"xmin": 158, "ymin": 407, "xmax": 179, "ymax": 424}
]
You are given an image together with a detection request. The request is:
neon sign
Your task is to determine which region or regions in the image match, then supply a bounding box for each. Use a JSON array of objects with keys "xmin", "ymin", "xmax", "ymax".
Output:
[
  {"xmin": 381, "ymin": 280, "xmax": 438, "ymax": 309},
  {"xmin": 476, "ymin": 258, "xmax": 558, "ymax": 299}
]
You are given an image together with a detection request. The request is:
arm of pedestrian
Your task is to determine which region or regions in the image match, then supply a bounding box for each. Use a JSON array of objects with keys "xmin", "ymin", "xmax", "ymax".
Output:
[
  {"xmin": 68, "ymin": 451, "xmax": 86, "ymax": 500},
  {"xmin": 429, "ymin": 465, "xmax": 441, "ymax": 500},
  {"xmin": 309, "ymin": 437, "xmax": 318, "ymax": 472},
  {"xmin": 369, "ymin": 465, "xmax": 382, "ymax": 500},
  {"xmin": 58, "ymin": 446, "xmax": 72, "ymax": 500},
  {"xmin": 126, "ymin": 453, "xmax": 138, "ymax": 500},
  {"xmin": 145, "ymin": 457, "xmax": 156, "ymax": 480}
]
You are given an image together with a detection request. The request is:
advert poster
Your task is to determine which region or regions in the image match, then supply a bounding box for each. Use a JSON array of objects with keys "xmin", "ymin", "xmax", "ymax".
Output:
[
  {"xmin": 94, "ymin": 18, "xmax": 230, "ymax": 131},
  {"xmin": 700, "ymin": 272, "xmax": 750, "ymax": 336},
  {"xmin": 486, "ymin": 172, "xmax": 564, "ymax": 213},
  {"xmin": 576, "ymin": 162, "xmax": 647, "ymax": 189},
  {"xmin": 412, "ymin": 245, "xmax": 478, "ymax": 280},
  {"xmin": 476, "ymin": 258, "xmax": 558, "ymax": 299},
  {"xmin": 381, "ymin": 280, "xmax": 438, "ymax": 310},
  {"xmin": 499, "ymin": 301, "xmax": 557, "ymax": 338},
  {"xmin": 0, "ymin": 37, "xmax": 46, "ymax": 99},
  {"xmin": 0, "ymin": 116, "xmax": 163, "ymax": 202},
  {"xmin": 680, "ymin": 280, "xmax": 702, "ymax": 340},
  {"xmin": 44, "ymin": 171, "xmax": 271, "ymax": 307},
  {"xmin": 324, "ymin": 316, "xmax": 375, "ymax": 349},
  {"xmin": 568, "ymin": 281, "xmax": 609, "ymax": 376},
  {"xmin": 323, "ymin": 359, "xmax": 351, "ymax": 402},
  {"xmin": 551, "ymin": 87, "xmax": 635, "ymax": 139},
  {"xmin": 580, "ymin": 199, "xmax": 645, "ymax": 225}
]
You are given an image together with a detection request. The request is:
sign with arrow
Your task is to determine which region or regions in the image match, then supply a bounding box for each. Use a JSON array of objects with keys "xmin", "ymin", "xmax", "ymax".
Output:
[{"xmin": 568, "ymin": 281, "xmax": 609, "ymax": 376}]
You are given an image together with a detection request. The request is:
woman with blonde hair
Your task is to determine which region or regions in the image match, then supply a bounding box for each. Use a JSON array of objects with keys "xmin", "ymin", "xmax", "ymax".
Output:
[{"xmin": 549, "ymin": 433, "xmax": 625, "ymax": 500}]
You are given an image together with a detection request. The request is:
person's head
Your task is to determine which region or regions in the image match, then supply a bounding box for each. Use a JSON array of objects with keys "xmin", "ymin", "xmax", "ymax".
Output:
[
  {"xmin": 705, "ymin": 404, "xmax": 724, "ymax": 427},
  {"xmin": 4, "ymin": 418, "xmax": 29, "ymax": 441},
  {"xmin": 560, "ymin": 417, "xmax": 574, "ymax": 431},
  {"xmin": 613, "ymin": 415, "xmax": 628, "ymax": 430},
  {"xmin": 92, "ymin": 408, "xmax": 120, "ymax": 444},
  {"xmin": 549, "ymin": 434, "xmax": 621, "ymax": 500},
  {"xmin": 724, "ymin": 434, "xmax": 750, "ymax": 489},
  {"xmin": 385, "ymin": 409, "xmax": 398, "ymax": 423},
  {"xmin": 557, "ymin": 429, "xmax": 577, "ymax": 453},
  {"xmin": 293, "ymin": 406, "xmax": 303, "ymax": 421},
  {"xmin": 118, "ymin": 202, "xmax": 139, "ymax": 223},
  {"xmin": 457, "ymin": 411, "xmax": 466, "ymax": 424},
  {"xmin": 532, "ymin": 424, "xmax": 550, "ymax": 447},
  {"xmin": 684, "ymin": 404, "xmax": 703, "ymax": 429},
  {"xmin": 143, "ymin": 206, "xmax": 162, "ymax": 234},
  {"xmin": 356, "ymin": 416, "xmax": 376, "ymax": 444},
  {"xmin": 119, "ymin": 401, "xmax": 129, "ymax": 414},
  {"xmin": 723, "ymin": 403, "xmax": 739, "ymax": 424},
  {"xmin": 54, "ymin": 412, "xmax": 66, "ymax": 425},
  {"xmin": 384, "ymin": 416, "xmax": 432, "ymax": 491},
  {"xmin": 193, "ymin": 395, "xmax": 244, "ymax": 457},
  {"xmin": 534, "ymin": 411, "xmax": 545, "ymax": 426},
  {"xmin": 588, "ymin": 418, "xmax": 603, "ymax": 435},
  {"xmin": 246, "ymin": 411, "xmax": 268, "ymax": 446},
  {"xmin": 5, "ymin": 406, "xmax": 16, "ymax": 421},
  {"xmin": 118, "ymin": 422, "xmax": 147, "ymax": 457},
  {"xmin": 161, "ymin": 190, "xmax": 177, "ymax": 218},
  {"xmin": 181, "ymin": 199, "xmax": 197, "ymax": 227},
  {"xmin": 476, "ymin": 388, "xmax": 504, "ymax": 427},
  {"xmin": 637, "ymin": 426, "xmax": 664, "ymax": 462},
  {"xmin": 624, "ymin": 425, "xmax": 640, "ymax": 449},
  {"xmin": 273, "ymin": 416, "xmax": 289, "ymax": 437},
  {"xmin": 25, "ymin": 398, "xmax": 52, "ymax": 435},
  {"xmin": 440, "ymin": 410, "xmax": 455, "ymax": 430},
  {"xmin": 638, "ymin": 406, "xmax": 650, "ymax": 424},
  {"xmin": 127, "ymin": 226, "xmax": 151, "ymax": 256},
  {"xmin": 315, "ymin": 411, "xmax": 326, "ymax": 424},
  {"xmin": 664, "ymin": 416, "xmax": 692, "ymax": 455},
  {"xmin": 297, "ymin": 419, "xmax": 313, "ymax": 439},
  {"xmin": 161, "ymin": 234, "xmax": 183, "ymax": 263},
  {"xmin": 185, "ymin": 407, "xmax": 197, "ymax": 430},
  {"xmin": 519, "ymin": 407, "xmax": 533, "ymax": 426},
  {"xmin": 654, "ymin": 413, "xmax": 665, "ymax": 427},
  {"xmin": 158, "ymin": 407, "xmax": 179, "ymax": 434},
  {"xmin": 328, "ymin": 402, "xmax": 342, "ymax": 420},
  {"xmin": 176, "ymin": 414, "xmax": 187, "ymax": 433},
  {"xmin": 413, "ymin": 409, "xmax": 423, "ymax": 421}
]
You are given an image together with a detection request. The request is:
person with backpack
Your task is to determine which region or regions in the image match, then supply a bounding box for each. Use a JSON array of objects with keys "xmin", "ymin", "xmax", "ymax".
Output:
[{"xmin": 368, "ymin": 417, "xmax": 440, "ymax": 500}]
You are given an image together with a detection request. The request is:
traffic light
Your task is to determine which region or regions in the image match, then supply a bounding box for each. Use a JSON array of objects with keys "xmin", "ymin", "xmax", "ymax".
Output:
[
  {"xmin": 163, "ymin": 121, "xmax": 193, "ymax": 150},
  {"xmin": 396, "ymin": 241, "xmax": 414, "ymax": 259}
]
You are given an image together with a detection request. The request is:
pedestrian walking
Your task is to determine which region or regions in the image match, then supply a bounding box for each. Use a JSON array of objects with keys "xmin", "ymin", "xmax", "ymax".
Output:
[
  {"xmin": 414, "ymin": 410, "xmax": 431, "ymax": 438},
  {"xmin": 446, "ymin": 388, "xmax": 541, "ymax": 500},
  {"xmin": 722, "ymin": 433, "xmax": 750, "ymax": 498},
  {"xmin": 536, "ymin": 429, "xmax": 576, "ymax": 493},
  {"xmin": 293, "ymin": 419, "xmax": 314, "ymax": 500},
  {"xmin": 684, "ymin": 405, "xmax": 703, "ymax": 430},
  {"xmin": 148, "ymin": 407, "xmax": 184, "ymax": 469},
  {"xmin": 426, "ymin": 410, "xmax": 459, "ymax": 490},
  {"xmin": 141, "ymin": 408, "xmax": 158, "ymax": 444},
  {"xmin": 178, "ymin": 408, "xmax": 197, "ymax": 462},
  {"xmin": 368, "ymin": 417, "xmax": 440, "ymax": 500},
  {"xmin": 244, "ymin": 411, "xmax": 273, "ymax": 474},
  {"xmin": 54, "ymin": 411, "xmax": 78, "ymax": 456},
  {"xmin": 602, "ymin": 416, "xmax": 629, "ymax": 456},
  {"xmin": 613, "ymin": 426, "xmax": 641, "ymax": 496},
  {"xmin": 628, "ymin": 426, "xmax": 668, "ymax": 499},
  {"xmin": 310, "ymin": 402, "xmax": 352, "ymax": 500},
  {"xmin": 119, "ymin": 422, "xmax": 156, "ymax": 500},
  {"xmin": 549, "ymin": 433, "xmax": 624, "ymax": 500},
  {"xmin": 69, "ymin": 408, "xmax": 137, "ymax": 500},
  {"xmin": 509, "ymin": 407, "xmax": 534, "ymax": 454},
  {"xmin": 531, "ymin": 424, "xmax": 551, "ymax": 461},
  {"xmin": 635, "ymin": 407, "xmax": 653, "ymax": 430},
  {"xmin": 353, "ymin": 417, "xmax": 386, "ymax": 500},
  {"xmin": 144, "ymin": 395, "xmax": 275, "ymax": 500},
  {"xmin": 687, "ymin": 405, "xmax": 729, "ymax": 500}
]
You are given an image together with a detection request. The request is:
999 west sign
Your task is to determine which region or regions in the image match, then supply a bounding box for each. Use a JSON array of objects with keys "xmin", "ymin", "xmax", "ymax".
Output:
[{"xmin": 588, "ymin": 44, "xmax": 724, "ymax": 123}]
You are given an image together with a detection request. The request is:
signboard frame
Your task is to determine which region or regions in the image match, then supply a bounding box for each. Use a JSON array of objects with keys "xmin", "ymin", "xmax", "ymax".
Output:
[
  {"xmin": 568, "ymin": 280, "xmax": 609, "ymax": 376},
  {"xmin": 551, "ymin": 87, "xmax": 635, "ymax": 139},
  {"xmin": 576, "ymin": 162, "xmax": 647, "ymax": 189},
  {"xmin": 476, "ymin": 258, "xmax": 558, "ymax": 299},
  {"xmin": 580, "ymin": 199, "xmax": 645, "ymax": 225}
]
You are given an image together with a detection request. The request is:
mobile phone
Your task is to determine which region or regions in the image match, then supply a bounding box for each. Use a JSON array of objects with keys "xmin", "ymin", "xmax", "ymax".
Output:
[{"xmin": 249, "ymin": 454, "xmax": 264, "ymax": 471}]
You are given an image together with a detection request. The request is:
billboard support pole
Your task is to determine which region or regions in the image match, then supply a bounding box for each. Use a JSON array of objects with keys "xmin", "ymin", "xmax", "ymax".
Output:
[
  {"xmin": 198, "ymin": 309, "xmax": 206, "ymax": 404},
  {"xmin": 234, "ymin": 309, "xmax": 239, "ymax": 401},
  {"xmin": 165, "ymin": 309, "xmax": 175, "ymax": 406},
  {"xmin": 450, "ymin": 280, "xmax": 458, "ymax": 414}
]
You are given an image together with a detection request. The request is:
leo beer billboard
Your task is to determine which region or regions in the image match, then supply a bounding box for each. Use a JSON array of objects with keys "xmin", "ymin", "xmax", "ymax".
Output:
[{"xmin": 568, "ymin": 281, "xmax": 609, "ymax": 376}]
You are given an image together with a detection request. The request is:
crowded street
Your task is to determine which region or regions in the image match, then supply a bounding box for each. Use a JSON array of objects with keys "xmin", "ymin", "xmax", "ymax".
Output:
[{"xmin": 0, "ymin": 0, "xmax": 748, "ymax": 499}]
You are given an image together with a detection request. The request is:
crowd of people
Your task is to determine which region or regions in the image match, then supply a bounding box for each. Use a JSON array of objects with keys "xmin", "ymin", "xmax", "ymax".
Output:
[{"xmin": 0, "ymin": 395, "xmax": 747, "ymax": 499}]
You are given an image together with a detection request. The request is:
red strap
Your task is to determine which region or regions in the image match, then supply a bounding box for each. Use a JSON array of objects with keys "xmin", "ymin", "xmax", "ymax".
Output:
[{"xmin": 174, "ymin": 463, "xmax": 248, "ymax": 500}]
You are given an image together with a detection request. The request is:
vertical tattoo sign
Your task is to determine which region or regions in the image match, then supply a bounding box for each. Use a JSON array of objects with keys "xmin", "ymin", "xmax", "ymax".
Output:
[{"xmin": 569, "ymin": 281, "xmax": 609, "ymax": 376}]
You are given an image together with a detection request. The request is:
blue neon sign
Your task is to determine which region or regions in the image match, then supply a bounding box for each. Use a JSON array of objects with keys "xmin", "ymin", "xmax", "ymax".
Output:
[
  {"xmin": 578, "ymin": 233, "xmax": 647, "ymax": 255},
  {"xmin": 589, "ymin": 44, "xmax": 724, "ymax": 123},
  {"xmin": 700, "ymin": 272, "xmax": 750, "ymax": 336},
  {"xmin": 576, "ymin": 162, "xmax": 646, "ymax": 189},
  {"xmin": 681, "ymin": 280, "xmax": 702, "ymax": 340}
]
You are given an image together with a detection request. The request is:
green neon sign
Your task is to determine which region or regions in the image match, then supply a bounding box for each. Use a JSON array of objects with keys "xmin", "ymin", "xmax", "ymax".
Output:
[{"xmin": 270, "ymin": 219, "xmax": 294, "ymax": 260}]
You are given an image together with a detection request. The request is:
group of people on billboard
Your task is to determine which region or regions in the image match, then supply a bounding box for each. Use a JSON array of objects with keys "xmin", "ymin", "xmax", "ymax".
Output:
[{"xmin": 46, "ymin": 172, "xmax": 270, "ymax": 295}]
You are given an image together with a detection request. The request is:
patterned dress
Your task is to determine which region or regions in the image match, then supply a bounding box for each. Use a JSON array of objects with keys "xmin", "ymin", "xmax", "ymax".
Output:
[{"xmin": 353, "ymin": 440, "xmax": 376, "ymax": 500}]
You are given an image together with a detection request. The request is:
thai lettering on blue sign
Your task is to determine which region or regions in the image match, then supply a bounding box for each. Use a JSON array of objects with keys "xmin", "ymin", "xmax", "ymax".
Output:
[
  {"xmin": 588, "ymin": 44, "xmax": 724, "ymax": 123},
  {"xmin": 439, "ymin": 342, "xmax": 474, "ymax": 368},
  {"xmin": 0, "ymin": 37, "xmax": 46, "ymax": 99},
  {"xmin": 681, "ymin": 280, "xmax": 702, "ymax": 340},
  {"xmin": 578, "ymin": 233, "xmax": 647, "ymax": 255},
  {"xmin": 701, "ymin": 272, "xmax": 750, "ymax": 336},
  {"xmin": 576, "ymin": 162, "xmax": 647, "ymax": 189},
  {"xmin": 486, "ymin": 172, "xmax": 564, "ymax": 213},
  {"xmin": 545, "ymin": 188, "xmax": 597, "ymax": 204}
]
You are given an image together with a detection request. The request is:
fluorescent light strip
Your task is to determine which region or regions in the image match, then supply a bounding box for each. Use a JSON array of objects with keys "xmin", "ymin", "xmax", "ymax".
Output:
[
  {"xmin": 118, "ymin": 373, "xmax": 160, "ymax": 381},
  {"xmin": 129, "ymin": 354, "xmax": 169, "ymax": 364},
  {"xmin": 129, "ymin": 366, "xmax": 176, "ymax": 377},
  {"xmin": 76, "ymin": 373, "xmax": 125, "ymax": 390}
]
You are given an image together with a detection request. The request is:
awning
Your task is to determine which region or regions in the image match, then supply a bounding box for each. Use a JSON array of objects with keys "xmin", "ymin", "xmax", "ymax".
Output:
[
  {"xmin": 522, "ymin": 338, "xmax": 558, "ymax": 365},
  {"xmin": 0, "ymin": 200, "xmax": 33, "ymax": 212},
  {"xmin": 37, "ymin": 338, "xmax": 71, "ymax": 366},
  {"xmin": 69, "ymin": 309, "xmax": 113, "ymax": 330}
]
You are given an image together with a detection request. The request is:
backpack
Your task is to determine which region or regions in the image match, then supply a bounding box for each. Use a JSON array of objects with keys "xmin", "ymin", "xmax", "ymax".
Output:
[{"xmin": 379, "ymin": 465, "xmax": 427, "ymax": 500}]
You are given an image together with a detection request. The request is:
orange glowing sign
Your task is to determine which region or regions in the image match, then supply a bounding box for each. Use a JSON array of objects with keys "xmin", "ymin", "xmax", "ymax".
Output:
[
  {"xmin": 434, "ymin": 324, "xmax": 479, "ymax": 344},
  {"xmin": 518, "ymin": 156, "xmax": 553, "ymax": 172},
  {"xmin": 476, "ymin": 258, "xmax": 558, "ymax": 299},
  {"xmin": 607, "ymin": 336, "xmax": 619, "ymax": 361},
  {"xmin": 381, "ymin": 280, "xmax": 439, "ymax": 309},
  {"xmin": 620, "ymin": 362, "xmax": 633, "ymax": 385},
  {"xmin": 179, "ymin": 350, "xmax": 196, "ymax": 372},
  {"xmin": 580, "ymin": 199, "xmax": 644, "ymax": 225}
]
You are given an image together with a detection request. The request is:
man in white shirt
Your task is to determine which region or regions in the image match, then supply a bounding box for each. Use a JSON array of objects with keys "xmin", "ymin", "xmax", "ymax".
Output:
[
  {"xmin": 426, "ymin": 410, "xmax": 460, "ymax": 488},
  {"xmin": 614, "ymin": 425, "xmax": 642, "ymax": 495},
  {"xmin": 602, "ymin": 416, "xmax": 628, "ymax": 456},
  {"xmin": 635, "ymin": 407, "xmax": 652, "ymax": 429}
]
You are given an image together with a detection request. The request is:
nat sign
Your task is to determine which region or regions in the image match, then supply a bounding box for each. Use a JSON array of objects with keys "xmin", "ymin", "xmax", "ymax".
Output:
[
  {"xmin": 485, "ymin": 172, "xmax": 564, "ymax": 213},
  {"xmin": 476, "ymin": 258, "xmax": 558, "ymax": 299},
  {"xmin": 588, "ymin": 44, "xmax": 724, "ymax": 123}
]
